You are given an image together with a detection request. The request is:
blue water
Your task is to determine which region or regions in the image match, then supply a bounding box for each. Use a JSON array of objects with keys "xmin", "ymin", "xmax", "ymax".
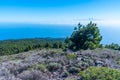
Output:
[
  {"xmin": 0, "ymin": 24, "xmax": 74, "ymax": 40},
  {"xmin": 0, "ymin": 23, "xmax": 120, "ymax": 44}
]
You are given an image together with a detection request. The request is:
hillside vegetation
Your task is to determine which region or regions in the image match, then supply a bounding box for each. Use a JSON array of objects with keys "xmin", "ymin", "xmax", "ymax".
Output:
[{"xmin": 0, "ymin": 49, "xmax": 120, "ymax": 80}]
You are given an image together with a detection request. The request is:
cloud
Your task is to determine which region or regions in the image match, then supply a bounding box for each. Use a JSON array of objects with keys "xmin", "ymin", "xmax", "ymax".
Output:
[
  {"xmin": 98, "ymin": 19, "xmax": 120, "ymax": 27},
  {"xmin": 78, "ymin": 18, "xmax": 103, "ymax": 21},
  {"xmin": 74, "ymin": 18, "xmax": 120, "ymax": 27},
  {"xmin": 72, "ymin": 18, "xmax": 103, "ymax": 25},
  {"xmin": 0, "ymin": 16, "xmax": 120, "ymax": 27}
]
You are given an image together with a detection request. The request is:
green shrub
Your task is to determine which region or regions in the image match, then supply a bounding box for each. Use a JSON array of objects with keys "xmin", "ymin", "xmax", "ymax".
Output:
[
  {"xmin": 66, "ymin": 53, "xmax": 77, "ymax": 60},
  {"xmin": 32, "ymin": 63, "xmax": 46, "ymax": 72},
  {"xmin": 79, "ymin": 66, "xmax": 120, "ymax": 80},
  {"xmin": 47, "ymin": 62, "xmax": 62, "ymax": 72},
  {"xmin": 65, "ymin": 78, "xmax": 76, "ymax": 80},
  {"xmin": 116, "ymin": 58, "xmax": 120, "ymax": 65},
  {"xmin": 60, "ymin": 71, "xmax": 69, "ymax": 78},
  {"xmin": 68, "ymin": 67, "xmax": 80, "ymax": 74}
]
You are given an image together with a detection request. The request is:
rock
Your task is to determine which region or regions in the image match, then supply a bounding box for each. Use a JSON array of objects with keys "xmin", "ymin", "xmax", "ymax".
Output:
[{"xmin": 95, "ymin": 60, "xmax": 104, "ymax": 66}]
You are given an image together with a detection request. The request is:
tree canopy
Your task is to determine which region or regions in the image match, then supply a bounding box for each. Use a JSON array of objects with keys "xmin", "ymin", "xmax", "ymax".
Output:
[{"xmin": 68, "ymin": 21, "xmax": 102, "ymax": 50}]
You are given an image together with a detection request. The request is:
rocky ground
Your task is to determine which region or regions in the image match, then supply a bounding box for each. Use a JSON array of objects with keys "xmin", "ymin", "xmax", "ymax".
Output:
[{"xmin": 0, "ymin": 48, "xmax": 120, "ymax": 80}]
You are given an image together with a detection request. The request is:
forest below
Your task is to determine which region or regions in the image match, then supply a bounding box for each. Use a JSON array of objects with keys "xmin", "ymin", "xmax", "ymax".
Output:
[
  {"xmin": 0, "ymin": 38, "xmax": 65, "ymax": 55},
  {"xmin": 0, "ymin": 37, "xmax": 120, "ymax": 56}
]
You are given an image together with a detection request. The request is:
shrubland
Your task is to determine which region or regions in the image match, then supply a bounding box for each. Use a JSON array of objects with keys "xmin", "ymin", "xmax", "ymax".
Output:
[{"xmin": 0, "ymin": 49, "xmax": 120, "ymax": 79}]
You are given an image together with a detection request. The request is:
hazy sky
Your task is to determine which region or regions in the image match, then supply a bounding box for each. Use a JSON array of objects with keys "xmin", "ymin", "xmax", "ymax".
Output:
[{"xmin": 0, "ymin": 0, "xmax": 120, "ymax": 26}]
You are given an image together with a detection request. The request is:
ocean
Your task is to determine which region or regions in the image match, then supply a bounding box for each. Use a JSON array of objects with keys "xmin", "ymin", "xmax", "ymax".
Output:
[
  {"xmin": 0, "ymin": 23, "xmax": 120, "ymax": 44},
  {"xmin": 0, "ymin": 24, "xmax": 73, "ymax": 39}
]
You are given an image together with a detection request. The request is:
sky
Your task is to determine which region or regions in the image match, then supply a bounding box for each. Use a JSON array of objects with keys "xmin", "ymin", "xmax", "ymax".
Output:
[{"xmin": 0, "ymin": 0, "xmax": 120, "ymax": 26}]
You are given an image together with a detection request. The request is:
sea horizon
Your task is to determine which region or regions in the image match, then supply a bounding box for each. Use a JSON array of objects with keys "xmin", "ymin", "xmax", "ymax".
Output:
[{"xmin": 0, "ymin": 23, "xmax": 120, "ymax": 45}]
